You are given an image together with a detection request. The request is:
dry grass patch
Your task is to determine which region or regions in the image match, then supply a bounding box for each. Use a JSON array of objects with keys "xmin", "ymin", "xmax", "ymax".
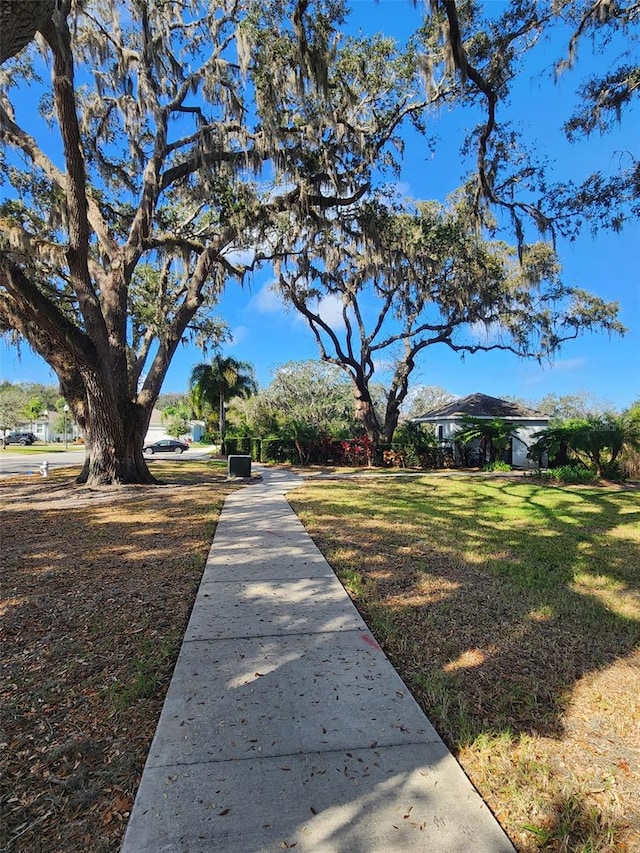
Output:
[
  {"xmin": 1, "ymin": 461, "xmax": 237, "ymax": 853},
  {"xmin": 289, "ymin": 475, "xmax": 640, "ymax": 852}
]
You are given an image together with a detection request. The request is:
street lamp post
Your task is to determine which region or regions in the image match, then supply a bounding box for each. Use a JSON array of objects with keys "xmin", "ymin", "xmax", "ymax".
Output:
[
  {"xmin": 42, "ymin": 410, "xmax": 49, "ymax": 445},
  {"xmin": 63, "ymin": 404, "xmax": 69, "ymax": 450}
]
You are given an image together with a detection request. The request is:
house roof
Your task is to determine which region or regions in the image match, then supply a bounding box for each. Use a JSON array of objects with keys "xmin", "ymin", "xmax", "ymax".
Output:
[{"xmin": 412, "ymin": 393, "xmax": 548, "ymax": 422}]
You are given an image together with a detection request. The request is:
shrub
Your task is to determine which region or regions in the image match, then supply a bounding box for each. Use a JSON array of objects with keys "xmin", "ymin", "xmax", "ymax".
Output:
[
  {"xmin": 599, "ymin": 460, "xmax": 625, "ymax": 481},
  {"xmin": 482, "ymin": 460, "xmax": 512, "ymax": 472},
  {"xmin": 534, "ymin": 465, "xmax": 599, "ymax": 485},
  {"xmin": 340, "ymin": 435, "xmax": 374, "ymax": 466},
  {"xmin": 402, "ymin": 443, "xmax": 424, "ymax": 468},
  {"xmin": 259, "ymin": 438, "xmax": 297, "ymax": 464},
  {"xmin": 386, "ymin": 448, "xmax": 405, "ymax": 467},
  {"xmin": 225, "ymin": 436, "xmax": 251, "ymax": 455},
  {"xmin": 529, "ymin": 414, "xmax": 640, "ymax": 476},
  {"xmin": 620, "ymin": 446, "xmax": 640, "ymax": 481},
  {"xmin": 383, "ymin": 443, "xmax": 456, "ymax": 469}
]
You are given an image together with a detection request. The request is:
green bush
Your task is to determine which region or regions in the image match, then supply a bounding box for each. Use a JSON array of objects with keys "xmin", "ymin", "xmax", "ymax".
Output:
[
  {"xmin": 387, "ymin": 442, "xmax": 453, "ymax": 469},
  {"xmin": 481, "ymin": 460, "xmax": 512, "ymax": 472},
  {"xmin": 225, "ymin": 436, "xmax": 251, "ymax": 455},
  {"xmin": 259, "ymin": 437, "xmax": 298, "ymax": 464},
  {"xmin": 402, "ymin": 443, "xmax": 421, "ymax": 468},
  {"xmin": 600, "ymin": 460, "xmax": 625, "ymax": 481},
  {"xmin": 535, "ymin": 465, "xmax": 599, "ymax": 484},
  {"xmin": 620, "ymin": 446, "xmax": 640, "ymax": 481}
]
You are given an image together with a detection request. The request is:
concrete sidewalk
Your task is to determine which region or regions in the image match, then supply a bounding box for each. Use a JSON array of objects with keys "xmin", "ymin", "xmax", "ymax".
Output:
[{"xmin": 121, "ymin": 465, "xmax": 514, "ymax": 852}]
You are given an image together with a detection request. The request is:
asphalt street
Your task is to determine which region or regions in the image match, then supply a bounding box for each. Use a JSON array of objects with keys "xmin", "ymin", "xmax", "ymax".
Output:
[{"xmin": 0, "ymin": 446, "xmax": 214, "ymax": 477}]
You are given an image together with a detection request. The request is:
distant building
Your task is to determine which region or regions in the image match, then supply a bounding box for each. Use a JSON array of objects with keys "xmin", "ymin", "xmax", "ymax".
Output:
[
  {"xmin": 144, "ymin": 409, "xmax": 206, "ymax": 444},
  {"xmin": 16, "ymin": 413, "xmax": 77, "ymax": 444},
  {"xmin": 411, "ymin": 392, "xmax": 549, "ymax": 469}
]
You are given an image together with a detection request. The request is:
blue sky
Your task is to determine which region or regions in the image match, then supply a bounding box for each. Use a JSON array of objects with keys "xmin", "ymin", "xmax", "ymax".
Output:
[{"xmin": 1, "ymin": 0, "xmax": 638, "ymax": 411}]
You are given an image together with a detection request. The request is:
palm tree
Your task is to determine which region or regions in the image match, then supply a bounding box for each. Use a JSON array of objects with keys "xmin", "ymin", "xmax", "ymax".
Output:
[
  {"xmin": 21, "ymin": 396, "xmax": 44, "ymax": 431},
  {"xmin": 452, "ymin": 416, "xmax": 515, "ymax": 465},
  {"xmin": 280, "ymin": 419, "xmax": 318, "ymax": 466},
  {"xmin": 530, "ymin": 414, "xmax": 640, "ymax": 477},
  {"xmin": 189, "ymin": 355, "xmax": 257, "ymax": 454}
]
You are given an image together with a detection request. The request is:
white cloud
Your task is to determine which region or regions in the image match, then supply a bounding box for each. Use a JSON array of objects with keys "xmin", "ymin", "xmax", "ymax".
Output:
[
  {"xmin": 229, "ymin": 325, "xmax": 248, "ymax": 346},
  {"xmin": 523, "ymin": 357, "xmax": 587, "ymax": 386},
  {"xmin": 372, "ymin": 356, "xmax": 395, "ymax": 375},
  {"xmin": 468, "ymin": 320, "xmax": 505, "ymax": 343},
  {"xmin": 549, "ymin": 357, "xmax": 586, "ymax": 372},
  {"xmin": 390, "ymin": 181, "xmax": 411, "ymax": 202},
  {"xmin": 221, "ymin": 247, "xmax": 255, "ymax": 268},
  {"xmin": 316, "ymin": 294, "xmax": 346, "ymax": 329},
  {"xmin": 246, "ymin": 285, "xmax": 348, "ymax": 333},
  {"xmin": 248, "ymin": 282, "xmax": 283, "ymax": 314},
  {"xmin": 521, "ymin": 373, "xmax": 546, "ymax": 388}
]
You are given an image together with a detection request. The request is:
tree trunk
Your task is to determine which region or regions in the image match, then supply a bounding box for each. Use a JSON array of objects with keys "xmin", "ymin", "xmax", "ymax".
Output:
[
  {"xmin": 380, "ymin": 405, "xmax": 401, "ymax": 447},
  {"xmin": 354, "ymin": 394, "xmax": 380, "ymax": 442},
  {"xmin": 556, "ymin": 440, "xmax": 569, "ymax": 467},
  {"xmin": 352, "ymin": 380, "xmax": 404, "ymax": 465},
  {"xmin": 592, "ymin": 450, "xmax": 603, "ymax": 478},
  {"xmin": 295, "ymin": 439, "xmax": 306, "ymax": 466},
  {"xmin": 74, "ymin": 381, "xmax": 155, "ymax": 486},
  {"xmin": 352, "ymin": 390, "xmax": 385, "ymax": 466},
  {"xmin": 485, "ymin": 437, "xmax": 495, "ymax": 463}
]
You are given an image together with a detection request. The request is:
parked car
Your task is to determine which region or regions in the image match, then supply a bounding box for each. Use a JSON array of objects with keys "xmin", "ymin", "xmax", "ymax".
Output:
[
  {"xmin": 143, "ymin": 438, "xmax": 189, "ymax": 455},
  {"xmin": 3, "ymin": 431, "xmax": 38, "ymax": 446}
]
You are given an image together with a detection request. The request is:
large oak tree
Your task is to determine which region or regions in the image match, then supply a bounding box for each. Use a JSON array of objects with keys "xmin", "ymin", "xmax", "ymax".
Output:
[
  {"xmin": 275, "ymin": 197, "xmax": 622, "ymax": 448},
  {"xmin": 2, "ymin": 1, "xmax": 634, "ymax": 480},
  {"xmin": 270, "ymin": 0, "xmax": 636, "ymax": 450},
  {"xmin": 0, "ymin": 0, "xmax": 430, "ymax": 484}
]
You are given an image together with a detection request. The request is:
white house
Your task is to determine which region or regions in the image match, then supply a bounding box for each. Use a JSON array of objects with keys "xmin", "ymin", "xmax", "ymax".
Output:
[
  {"xmin": 411, "ymin": 393, "xmax": 549, "ymax": 469},
  {"xmin": 144, "ymin": 408, "xmax": 206, "ymax": 444},
  {"xmin": 16, "ymin": 412, "xmax": 77, "ymax": 444},
  {"xmin": 14, "ymin": 409, "xmax": 204, "ymax": 445}
]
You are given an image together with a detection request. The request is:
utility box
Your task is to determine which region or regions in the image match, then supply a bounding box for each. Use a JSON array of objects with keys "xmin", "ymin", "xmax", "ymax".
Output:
[{"xmin": 228, "ymin": 454, "xmax": 251, "ymax": 478}]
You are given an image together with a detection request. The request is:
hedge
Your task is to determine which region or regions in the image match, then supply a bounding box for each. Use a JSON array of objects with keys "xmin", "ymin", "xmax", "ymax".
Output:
[{"xmin": 224, "ymin": 436, "xmax": 455, "ymax": 468}]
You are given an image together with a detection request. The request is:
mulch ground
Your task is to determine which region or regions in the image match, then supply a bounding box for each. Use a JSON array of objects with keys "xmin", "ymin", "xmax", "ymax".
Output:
[{"xmin": 1, "ymin": 467, "xmax": 236, "ymax": 853}]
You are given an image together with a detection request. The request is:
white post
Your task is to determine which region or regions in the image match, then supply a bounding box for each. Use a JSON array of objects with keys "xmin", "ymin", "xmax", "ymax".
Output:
[{"xmin": 63, "ymin": 404, "xmax": 69, "ymax": 450}]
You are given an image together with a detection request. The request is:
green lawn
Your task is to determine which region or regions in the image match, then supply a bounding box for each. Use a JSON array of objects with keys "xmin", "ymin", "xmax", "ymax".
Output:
[{"xmin": 288, "ymin": 475, "xmax": 640, "ymax": 852}]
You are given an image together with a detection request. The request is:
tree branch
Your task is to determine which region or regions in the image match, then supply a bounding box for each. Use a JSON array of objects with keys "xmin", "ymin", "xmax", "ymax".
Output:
[
  {"xmin": 0, "ymin": 101, "xmax": 118, "ymax": 258},
  {"xmin": 40, "ymin": 12, "xmax": 107, "ymax": 346},
  {"xmin": 0, "ymin": 255, "xmax": 96, "ymax": 369}
]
